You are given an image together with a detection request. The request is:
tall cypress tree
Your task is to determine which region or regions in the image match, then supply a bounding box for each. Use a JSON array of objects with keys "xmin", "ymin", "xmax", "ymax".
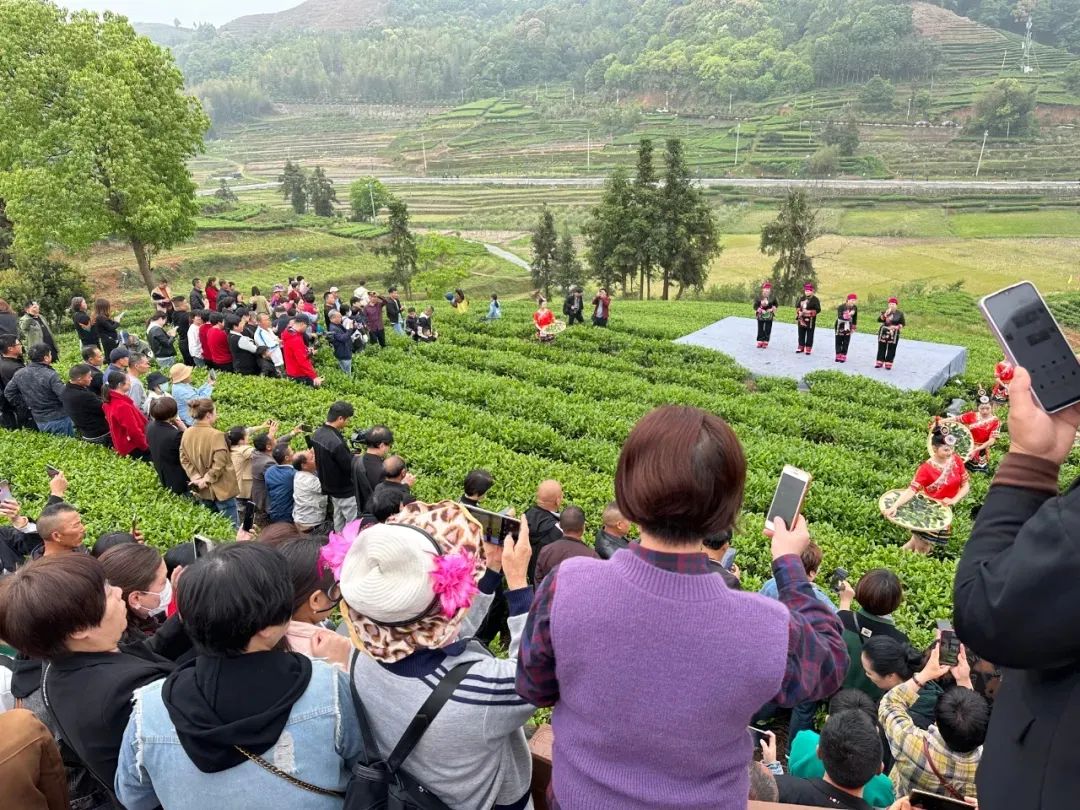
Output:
[
  {"xmin": 583, "ymin": 167, "xmax": 635, "ymax": 293},
  {"xmin": 760, "ymin": 190, "xmax": 822, "ymax": 302},
  {"xmin": 657, "ymin": 138, "xmax": 720, "ymax": 299},
  {"xmin": 307, "ymin": 166, "xmax": 337, "ymax": 217},
  {"xmin": 530, "ymin": 206, "xmax": 558, "ymax": 299},
  {"xmin": 385, "ymin": 198, "xmax": 418, "ymax": 296},
  {"xmin": 279, "ymin": 160, "xmax": 307, "ymax": 214},
  {"xmin": 629, "ymin": 139, "xmax": 662, "ymax": 300}
]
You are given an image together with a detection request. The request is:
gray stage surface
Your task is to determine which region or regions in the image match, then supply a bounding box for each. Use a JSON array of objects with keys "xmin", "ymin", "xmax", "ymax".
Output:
[{"xmin": 675, "ymin": 317, "xmax": 967, "ymax": 394}]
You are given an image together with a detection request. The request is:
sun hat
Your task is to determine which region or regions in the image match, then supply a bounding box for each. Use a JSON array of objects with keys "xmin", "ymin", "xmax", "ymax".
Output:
[
  {"xmin": 168, "ymin": 363, "xmax": 194, "ymax": 384},
  {"xmin": 330, "ymin": 501, "xmax": 487, "ymax": 663}
]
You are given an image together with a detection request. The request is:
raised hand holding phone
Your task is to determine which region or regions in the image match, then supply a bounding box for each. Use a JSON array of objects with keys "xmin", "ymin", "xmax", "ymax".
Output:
[
  {"xmin": 1006, "ymin": 366, "xmax": 1080, "ymax": 466},
  {"xmin": 767, "ymin": 515, "xmax": 810, "ymax": 561},
  {"xmin": 765, "ymin": 465, "xmax": 812, "ymax": 532}
]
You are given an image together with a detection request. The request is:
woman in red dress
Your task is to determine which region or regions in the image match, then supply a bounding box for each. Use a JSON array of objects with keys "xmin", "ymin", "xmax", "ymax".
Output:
[
  {"xmin": 953, "ymin": 393, "xmax": 1001, "ymax": 472},
  {"xmin": 533, "ymin": 297, "xmax": 556, "ymax": 342},
  {"xmin": 992, "ymin": 359, "xmax": 1014, "ymax": 402},
  {"xmin": 884, "ymin": 423, "xmax": 970, "ymax": 554}
]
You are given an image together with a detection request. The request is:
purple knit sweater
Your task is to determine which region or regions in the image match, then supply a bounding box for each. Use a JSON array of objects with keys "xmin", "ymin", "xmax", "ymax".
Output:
[{"xmin": 549, "ymin": 550, "xmax": 789, "ymax": 809}]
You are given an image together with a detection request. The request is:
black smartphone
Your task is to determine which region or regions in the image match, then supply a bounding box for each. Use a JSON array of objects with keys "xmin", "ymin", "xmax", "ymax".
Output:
[
  {"xmin": 0, "ymin": 479, "xmax": 12, "ymax": 504},
  {"xmin": 909, "ymin": 790, "xmax": 972, "ymax": 809},
  {"xmin": 298, "ymin": 423, "xmax": 312, "ymax": 433},
  {"xmin": 765, "ymin": 465, "xmax": 812, "ymax": 532},
  {"xmin": 45, "ymin": 464, "xmax": 61, "ymax": 479},
  {"xmin": 192, "ymin": 535, "xmax": 214, "ymax": 558},
  {"xmin": 747, "ymin": 726, "xmax": 770, "ymax": 748},
  {"xmin": 980, "ymin": 281, "xmax": 1080, "ymax": 413},
  {"xmin": 465, "ymin": 505, "xmax": 521, "ymax": 546},
  {"xmin": 829, "ymin": 567, "xmax": 849, "ymax": 593},
  {"xmin": 937, "ymin": 619, "xmax": 960, "ymax": 667}
]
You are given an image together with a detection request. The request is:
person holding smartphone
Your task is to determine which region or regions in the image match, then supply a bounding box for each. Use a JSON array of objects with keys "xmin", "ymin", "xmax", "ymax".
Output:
[{"xmin": 953, "ymin": 364, "xmax": 1080, "ymax": 809}]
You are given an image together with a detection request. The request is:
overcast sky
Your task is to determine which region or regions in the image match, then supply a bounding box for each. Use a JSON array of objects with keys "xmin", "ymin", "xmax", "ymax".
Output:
[{"xmin": 60, "ymin": 1, "xmax": 301, "ymax": 26}]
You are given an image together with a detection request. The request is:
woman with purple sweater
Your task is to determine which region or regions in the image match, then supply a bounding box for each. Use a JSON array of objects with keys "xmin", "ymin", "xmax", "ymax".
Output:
[{"xmin": 516, "ymin": 405, "xmax": 849, "ymax": 810}]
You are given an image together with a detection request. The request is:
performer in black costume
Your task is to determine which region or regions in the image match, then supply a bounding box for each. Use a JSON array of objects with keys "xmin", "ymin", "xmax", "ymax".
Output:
[
  {"xmin": 754, "ymin": 281, "xmax": 778, "ymax": 348},
  {"xmin": 834, "ymin": 293, "xmax": 858, "ymax": 363},
  {"xmin": 876, "ymin": 296, "xmax": 905, "ymax": 370},
  {"xmin": 795, "ymin": 283, "xmax": 821, "ymax": 355}
]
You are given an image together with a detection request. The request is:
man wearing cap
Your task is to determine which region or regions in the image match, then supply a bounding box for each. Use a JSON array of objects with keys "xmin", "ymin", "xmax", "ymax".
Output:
[
  {"xmin": 754, "ymin": 281, "xmax": 779, "ymax": 349},
  {"xmin": 18, "ymin": 302, "xmax": 58, "ymax": 360},
  {"xmin": 795, "ymin": 283, "xmax": 821, "ymax": 356},
  {"xmin": 169, "ymin": 364, "xmax": 214, "ymax": 427},
  {"xmin": 106, "ymin": 346, "xmax": 131, "ymax": 380},
  {"xmin": 834, "ymin": 294, "xmax": 859, "ymax": 363},
  {"xmin": 876, "ymin": 297, "xmax": 906, "ymax": 370},
  {"xmin": 953, "ymin": 395, "xmax": 1001, "ymax": 473},
  {"xmin": 4, "ymin": 344, "xmax": 71, "ymax": 436},
  {"xmin": 338, "ymin": 501, "xmax": 537, "ymax": 810}
]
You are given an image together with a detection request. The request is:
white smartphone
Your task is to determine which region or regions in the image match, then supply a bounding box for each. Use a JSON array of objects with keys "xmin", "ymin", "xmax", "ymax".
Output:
[
  {"xmin": 0, "ymin": 479, "xmax": 12, "ymax": 504},
  {"xmin": 765, "ymin": 465, "xmax": 812, "ymax": 532},
  {"xmin": 979, "ymin": 281, "xmax": 1080, "ymax": 413}
]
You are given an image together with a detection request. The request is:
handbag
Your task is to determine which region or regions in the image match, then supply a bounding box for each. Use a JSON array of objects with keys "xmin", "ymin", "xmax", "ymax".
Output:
[{"xmin": 344, "ymin": 651, "xmax": 477, "ymax": 810}]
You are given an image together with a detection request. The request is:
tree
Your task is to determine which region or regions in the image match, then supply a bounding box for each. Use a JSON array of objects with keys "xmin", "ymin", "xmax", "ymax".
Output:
[
  {"xmin": 858, "ymin": 75, "xmax": 895, "ymax": 111},
  {"xmin": 0, "ymin": 200, "xmax": 13, "ymax": 271},
  {"xmin": 385, "ymin": 199, "xmax": 418, "ymax": 296},
  {"xmin": 530, "ymin": 207, "xmax": 559, "ymax": 298},
  {"xmin": 582, "ymin": 167, "xmax": 636, "ymax": 293},
  {"xmin": 0, "ymin": 3, "xmax": 209, "ymax": 293},
  {"xmin": 971, "ymin": 79, "xmax": 1037, "ymax": 136},
  {"xmin": 306, "ymin": 166, "xmax": 337, "ymax": 217},
  {"xmin": 759, "ymin": 190, "xmax": 822, "ymax": 303},
  {"xmin": 0, "ymin": 259, "xmax": 89, "ymax": 327},
  {"xmin": 628, "ymin": 139, "xmax": 663, "ymax": 299},
  {"xmin": 554, "ymin": 229, "xmax": 584, "ymax": 291},
  {"xmin": 1066, "ymin": 62, "xmax": 1080, "ymax": 96},
  {"xmin": 655, "ymin": 138, "xmax": 721, "ymax": 299},
  {"xmin": 349, "ymin": 177, "xmax": 393, "ymax": 222},
  {"xmin": 279, "ymin": 160, "xmax": 307, "ymax": 214},
  {"xmin": 803, "ymin": 146, "xmax": 841, "ymax": 177},
  {"xmin": 214, "ymin": 179, "xmax": 238, "ymax": 204},
  {"xmin": 913, "ymin": 89, "xmax": 933, "ymax": 119},
  {"xmin": 820, "ymin": 120, "xmax": 860, "ymax": 156}
]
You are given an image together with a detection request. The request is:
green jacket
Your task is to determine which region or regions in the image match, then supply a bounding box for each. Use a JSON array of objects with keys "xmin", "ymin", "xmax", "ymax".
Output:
[{"xmin": 788, "ymin": 729, "xmax": 896, "ymax": 808}]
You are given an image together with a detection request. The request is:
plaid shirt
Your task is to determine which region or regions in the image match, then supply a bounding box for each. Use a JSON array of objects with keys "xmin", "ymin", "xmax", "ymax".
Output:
[{"xmin": 880, "ymin": 679, "xmax": 981, "ymax": 801}]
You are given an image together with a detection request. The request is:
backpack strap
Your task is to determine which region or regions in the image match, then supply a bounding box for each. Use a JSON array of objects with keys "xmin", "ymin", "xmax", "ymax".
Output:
[
  {"xmin": 386, "ymin": 659, "xmax": 477, "ymax": 773},
  {"xmin": 922, "ymin": 737, "xmax": 968, "ymax": 801}
]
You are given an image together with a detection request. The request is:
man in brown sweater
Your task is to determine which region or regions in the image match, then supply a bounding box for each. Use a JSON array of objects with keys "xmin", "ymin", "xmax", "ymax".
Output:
[{"xmin": 534, "ymin": 505, "xmax": 598, "ymax": 583}]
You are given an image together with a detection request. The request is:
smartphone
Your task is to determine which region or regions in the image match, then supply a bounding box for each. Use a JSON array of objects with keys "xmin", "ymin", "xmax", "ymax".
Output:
[
  {"xmin": 747, "ymin": 726, "xmax": 770, "ymax": 748},
  {"xmin": 298, "ymin": 423, "xmax": 312, "ymax": 433},
  {"xmin": 909, "ymin": 790, "xmax": 973, "ymax": 809},
  {"xmin": 720, "ymin": 547, "xmax": 737, "ymax": 571},
  {"xmin": 45, "ymin": 465, "xmax": 61, "ymax": 479},
  {"xmin": 192, "ymin": 535, "xmax": 214, "ymax": 558},
  {"xmin": 765, "ymin": 465, "xmax": 812, "ymax": 532},
  {"xmin": 937, "ymin": 619, "xmax": 960, "ymax": 667},
  {"xmin": 0, "ymin": 480, "xmax": 12, "ymax": 504},
  {"xmin": 465, "ymin": 505, "xmax": 521, "ymax": 546},
  {"xmin": 829, "ymin": 567, "xmax": 849, "ymax": 593},
  {"xmin": 980, "ymin": 281, "xmax": 1080, "ymax": 413},
  {"xmin": 208, "ymin": 369, "xmax": 218, "ymax": 382}
]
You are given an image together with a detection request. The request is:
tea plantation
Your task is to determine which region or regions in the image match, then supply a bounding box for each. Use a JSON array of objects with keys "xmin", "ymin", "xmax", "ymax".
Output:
[{"xmin": 4, "ymin": 295, "xmax": 1076, "ymax": 648}]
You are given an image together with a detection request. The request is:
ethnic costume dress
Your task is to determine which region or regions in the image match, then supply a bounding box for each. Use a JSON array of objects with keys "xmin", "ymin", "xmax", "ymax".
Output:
[
  {"xmin": 992, "ymin": 360, "xmax": 1014, "ymax": 402},
  {"xmin": 876, "ymin": 309, "xmax": 906, "ymax": 368},
  {"xmin": 834, "ymin": 303, "xmax": 858, "ymax": 362},
  {"xmin": 795, "ymin": 293, "xmax": 821, "ymax": 354},
  {"xmin": 754, "ymin": 294, "xmax": 778, "ymax": 347},
  {"xmin": 907, "ymin": 453, "xmax": 968, "ymax": 545},
  {"xmin": 956, "ymin": 410, "xmax": 1001, "ymax": 469}
]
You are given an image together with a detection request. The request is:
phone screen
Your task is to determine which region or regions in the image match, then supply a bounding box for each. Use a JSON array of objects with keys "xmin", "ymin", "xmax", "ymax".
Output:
[
  {"xmin": 766, "ymin": 469, "xmax": 810, "ymax": 530},
  {"xmin": 909, "ymin": 790, "xmax": 972, "ymax": 809},
  {"xmin": 45, "ymin": 465, "xmax": 60, "ymax": 479},
  {"xmin": 465, "ymin": 505, "xmax": 521, "ymax": 546},
  {"xmin": 747, "ymin": 726, "xmax": 770, "ymax": 748},
  {"xmin": 937, "ymin": 619, "xmax": 960, "ymax": 667},
  {"xmin": 192, "ymin": 535, "xmax": 213, "ymax": 558},
  {"xmin": 0, "ymin": 480, "xmax": 11, "ymax": 503},
  {"xmin": 720, "ymin": 548, "xmax": 737, "ymax": 571},
  {"xmin": 982, "ymin": 282, "xmax": 1080, "ymax": 412}
]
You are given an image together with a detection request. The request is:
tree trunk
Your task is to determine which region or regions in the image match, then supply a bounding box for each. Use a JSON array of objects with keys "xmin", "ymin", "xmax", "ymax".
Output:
[
  {"xmin": 662, "ymin": 270, "xmax": 670, "ymax": 301},
  {"xmin": 131, "ymin": 237, "xmax": 154, "ymax": 293},
  {"xmin": 639, "ymin": 266, "xmax": 644, "ymax": 300}
]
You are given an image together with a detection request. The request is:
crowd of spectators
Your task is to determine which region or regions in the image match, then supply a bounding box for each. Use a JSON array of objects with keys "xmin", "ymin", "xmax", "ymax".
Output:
[{"xmin": 0, "ymin": 280, "xmax": 1073, "ymax": 810}]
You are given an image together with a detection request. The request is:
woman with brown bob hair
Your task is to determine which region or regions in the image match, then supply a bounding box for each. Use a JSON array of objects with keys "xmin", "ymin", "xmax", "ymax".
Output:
[
  {"xmin": 837, "ymin": 567, "xmax": 910, "ymax": 700},
  {"xmin": 516, "ymin": 405, "xmax": 848, "ymax": 810},
  {"xmin": 0, "ymin": 555, "xmax": 173, "ymax": 792}
]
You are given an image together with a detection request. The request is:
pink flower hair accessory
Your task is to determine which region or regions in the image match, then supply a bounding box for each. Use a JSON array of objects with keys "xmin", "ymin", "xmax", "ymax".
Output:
[
  {"xmin": 319, "ymin": 519, "xmax": 363, "ymax": 579},
  {"xmin": 430, "ymin": 551, "xmax": 480, "ymax": 618}
]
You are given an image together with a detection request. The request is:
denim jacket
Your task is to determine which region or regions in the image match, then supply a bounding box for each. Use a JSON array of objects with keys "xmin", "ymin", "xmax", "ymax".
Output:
[{"xmin": 114, "ymin": 659, "xmax": 362, "ymax": 810}]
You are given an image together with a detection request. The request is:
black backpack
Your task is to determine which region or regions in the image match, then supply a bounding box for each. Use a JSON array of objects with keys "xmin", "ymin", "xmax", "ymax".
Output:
[{"xmin": 344, "ymin": 652, "xmax": 477, "ymax": 810}]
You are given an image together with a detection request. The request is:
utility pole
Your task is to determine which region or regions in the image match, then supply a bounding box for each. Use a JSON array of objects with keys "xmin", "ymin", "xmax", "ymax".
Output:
[
  {"xmin": 729, "ymin": 92, "xmax": 733, "ymax": 115},
  {"xmin": 587, "ymin": 129, "xmax": 591, "ymax": 171},
  {"xmin": 975, "ymin": 129, "xmax": 989, "ymax": 177},
  {"xmin": 906, "ymin": 95, "xmax": 912, "ymax": 121},
  {"xmin": 368, "ymin": 181, "xmax": 377, "ymax": 220},
  {"xmin": 420, "ymin": 133, "xmax": 428, "ymax": 175},
  {"xmin": 733, "ymin": 122, "xmax": 741, "ymax": 167},
  {"xmin": 1001, "ymin": 49, "xmax": 1008, "ymax": 72}
]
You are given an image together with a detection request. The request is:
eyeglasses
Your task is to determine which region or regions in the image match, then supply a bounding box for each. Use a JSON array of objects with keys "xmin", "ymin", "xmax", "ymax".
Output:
[{"xmin": 325, "ymin": 582, "xmax": 342, "ymax": 602}]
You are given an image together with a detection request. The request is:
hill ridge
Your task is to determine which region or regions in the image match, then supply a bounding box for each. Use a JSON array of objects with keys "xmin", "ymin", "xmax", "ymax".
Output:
[{"xmin": 220, "ymin": 0, "xmax": 389, "ymax": 36}]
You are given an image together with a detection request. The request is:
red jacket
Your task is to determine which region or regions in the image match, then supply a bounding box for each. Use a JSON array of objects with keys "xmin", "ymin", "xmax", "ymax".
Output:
[
  {"xmin": 206, "ymin": 284, "xmax": 219, "ymax": 311},
  {"xmin": 102, "ymin": 391, "xmax": 149, "ymax": 456},
  {"xmin": 282, "ymin": 328, "xmax": 316, "ymax": 380},
  {"xmin": 203, "ymin": 327, "xmax": 232, "ymax": 366}
]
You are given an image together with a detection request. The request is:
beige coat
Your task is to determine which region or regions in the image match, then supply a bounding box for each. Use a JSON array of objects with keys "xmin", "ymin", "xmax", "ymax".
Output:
[
  {"xmin": 180, "ymin": 423, "xmax": 239, "ymax": 502},
  {"xmin": 230, "ymin": 444, "xmax": 255, "ymax": 500}
]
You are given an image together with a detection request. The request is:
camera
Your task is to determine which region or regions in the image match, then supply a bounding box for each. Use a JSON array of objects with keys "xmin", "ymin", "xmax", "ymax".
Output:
[
  {"xmin": 349, "ymin": 428, "xmax": 370, "ymax": 451},
  {"xmin": 829, "ymin": 567, "xmax": 849, "ymax": 593}
]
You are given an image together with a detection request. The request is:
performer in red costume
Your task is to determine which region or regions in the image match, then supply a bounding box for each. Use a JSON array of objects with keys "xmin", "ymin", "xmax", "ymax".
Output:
[
  {"xmin": 953, "ymin": 392, "xmax": 1001, "ymax": 473},
  {"xmin": 875, "ymin": 297, "xmax": 905, "ymax": 370},
  {"xmin": 533, "ymin": 297, "xmax": 556, "ymax": 343},
  {"xmin": 754, "ymin": 282, "xmax": 778, "ymax": 348},
  {"xmin": 884, "ymin": 421, "xmax": 970, "ymax": 554},
  {"xmin": 834, "ymin": 293, "xmax": 858, "ymax": 363},
  {"xmin": 795, "ymin": 283, "xmax": 821, "ymax": 355},
  {"xmin": 992, "ymin": 359, "xmax": 1014, "ymax": 403}
]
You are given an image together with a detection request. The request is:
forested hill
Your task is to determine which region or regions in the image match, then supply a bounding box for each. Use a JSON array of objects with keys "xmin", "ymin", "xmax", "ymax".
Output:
[{"xmin": 155, "ymin": 0, "xmax": 1077, "ymax": 106}]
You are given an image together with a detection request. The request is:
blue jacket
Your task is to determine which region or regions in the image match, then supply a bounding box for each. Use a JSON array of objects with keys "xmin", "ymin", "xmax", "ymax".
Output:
[
  {"xmin": 759, "ymin": 577, "xmax": 838, "ymax": 614},
  {"xmin": 171, "ymin": 381, "xmax": 213, "ymax": 427},
  {"xmin": 327, "ymin": 323, "xmax": 353, "ymax": 360},
  {"xmin": 115, "ymin": 659, "xmax": 362, "ymax": 810},
  {"xmin": 264, "ymin": 464, "xmax": 296, "ymax": 523}
]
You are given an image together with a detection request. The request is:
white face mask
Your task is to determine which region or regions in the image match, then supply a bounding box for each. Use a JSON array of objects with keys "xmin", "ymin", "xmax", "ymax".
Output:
[{"xmin": 142, "ymin": 578, "xmax": 172, "ymax": 617}]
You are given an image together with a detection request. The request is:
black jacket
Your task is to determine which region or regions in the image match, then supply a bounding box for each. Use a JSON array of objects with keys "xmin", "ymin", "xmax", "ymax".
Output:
[
  {"xmin": 0, "ymin": 310, "xmax": 18, "ymax": 337},
  {"xmin": 310, "ymin": 425, "xmax": 355, "ymax": 498},
  {"xmin": 594, "ymin": 528, "xmax": 631, "ymax": 560},
  {"xmin": 385, "ymin": 296, "xmax": 402, "ymax": 324},
  {"xmin": 95, "ymin": 316, "xmax": 121, "ymax": 356},
  {"xmin": 45, "ymin": 645, "xmax": 174, "ymax": 791},
  {"xmin": 371, "ymin": 479, "xmax": 416, "ymax": 507},
  {"xmin": 775, "ymin": 776, "xmax": 872, "ymax": 809},
  {"xmin": 189, "ymin": 289, "xmax": 205, "ymax": 311},
  {"xmin": 954, "ymin": 454, "xmax": 1080, "ymax": 810},
  {"xmin": 0, "ymin": 526, "xmax": 43, "ymax": 574},
  {"xmin": 524, "ymin": 506, "xmax": 563, "ymax": 584},
  {"xmin": 563, "ymin": 294, "xmax": 583, "ymax": 316},
  {"xmin": 227, "ymin": 331, "xmax": 259, "ymax": 375},
  {"xmin": 5, "ymin": 362, "xmax": 66, "ymax": 424},
  {"xmin": 0, "ymin": 354, "xmax": 31, "ymax": 427},
  {"xmin": 146, "ymin": 420, "xmax": 190, "ymax": 495},
  {"xmin": 148, "ymin": 325, "xmax": 175, "ymax": 359},
  {"xmin": 173, "ymin": 310, "xmax": 191, "ymax": 348},
  {"xmin": 353, "ymin": 452, "xmax": 386, "ymax": 512},
  {"xmin": 74, "ymin": 311, "xmax": 99, "ymax": 347},
  {"xmin": 61, "ymin": 382, "xmax": 109, "ymax": 439}
]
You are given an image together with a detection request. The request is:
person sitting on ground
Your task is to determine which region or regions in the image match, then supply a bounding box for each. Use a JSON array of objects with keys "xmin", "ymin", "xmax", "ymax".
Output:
[
  {"xmin": 784, "ymin": 689, "xmax": 896, "ymax": 808},
  {"xmin": 61, "ymin": 363, "xmax": 111, "ymax": 445},
  {"xmin": 168, "ymin": 364, "xmax": 213, "ymax": 427},
  {"xmin": 264, "ymin": 442, "xmax": 297, "ymax": 526},
  {"xmin": 749, "ymin": 760, "xmax": 779, "ymax": 803},
  {"xmin": 0, "ymin": 554, "xmax": 175, "ymax": 793},
  {"xmin": 535, "ymin": 504, "xmax": 598, "ymax": 584},
  {"xmin": 880, "ymin": 637, "xmax": 987, "ymax": 803},
  {"xmin": 226, "ymin": 314, "xmax": 259, "ymax": 376},
  {"xmin": 701, "ymin": 529, "xmax": 741, "ymax": 590},
  {"xmin": 260, "ymin": 535, "xmax": 352, "ymax": 670},
  {"xmin": 460, "ymin": 468, "xmax": 495, "ymax": 508},
  {"xmin": 861, "ymin": 636, "xmax": 940, "ymax": 729},
  {"xmin": 90, "ymin": 532, "xmax": 138, "ymax": 559},
  {"xmin": 371, "ymin": 454, "xmax": 417, "ymax": 508},
  {"xmin": 81, "ymin": 344, "xmax": 105, "ymax": 395},
  {"xmin": 774, "ymin": 710, "xmax": 884, "ymax": 810},
  {"xmin": 524, "ymin": 479, "xmax": 564, "ymax": 583},
  {"xmin": 141, "ymin": 372, "xmax": 169, "ymax": 417},
  {"xmin": 146, "ymin": 397, "xmax": 190, "ymax": 496},
  {"xmin": 102, "ymin": 371, "xmax": 151, "ymax": 461},
  {"xmin": 338, "ymin": 501, "xmax": 537, "ymax": 809},
  {"xmin": 404, "ymin": 306, "xmax": 419, "ymax": 339},
  {"xmin": 516, "ymin": 405, "xmax": 848, "ymax": 810},
  {"xmin": 4, "ymin": 343, "xmax": 71, "ymax": 436},
  {"xmin": 291, "ymin": 451, "xmax": 329, "ymax": 534},
  {"xmin": 837, "ymin": 569, "xmax": 910, "ymax": 700},
  {"xmin": 126, "ymin": 352, "xmax": 152, "ymax": 412},
  {"xmin": 416, "ymin": 305, "xmax": 437, "ymax": 342},
  {"xmin": 253, "ymin": 312, "xmax": 283, "ymax": 372},
  {"xmin": 593, "ymin": 501, "xmax": 633, "ymax": 560},
  {"xmin": 760, "ymin": 541, "xmax": 836, "ymax": 611},
  {"xmin": 201, "ymin": 312, "xmax": 232, "ymax": 371},
  {"xmin": 114, "ymin": 543, "xmax": 364, "ymax": 809}
]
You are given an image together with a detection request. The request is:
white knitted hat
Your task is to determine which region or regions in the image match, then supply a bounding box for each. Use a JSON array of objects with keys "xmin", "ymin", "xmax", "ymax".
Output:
[{"xmin": 339, "ymin": 524, "xmax": 439, "ymax": 624}]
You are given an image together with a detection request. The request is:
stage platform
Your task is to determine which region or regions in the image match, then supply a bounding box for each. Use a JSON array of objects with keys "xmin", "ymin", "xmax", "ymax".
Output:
[{"xmin": 675, "ymin": 317, "xmax": 967, "ymax": 394}]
